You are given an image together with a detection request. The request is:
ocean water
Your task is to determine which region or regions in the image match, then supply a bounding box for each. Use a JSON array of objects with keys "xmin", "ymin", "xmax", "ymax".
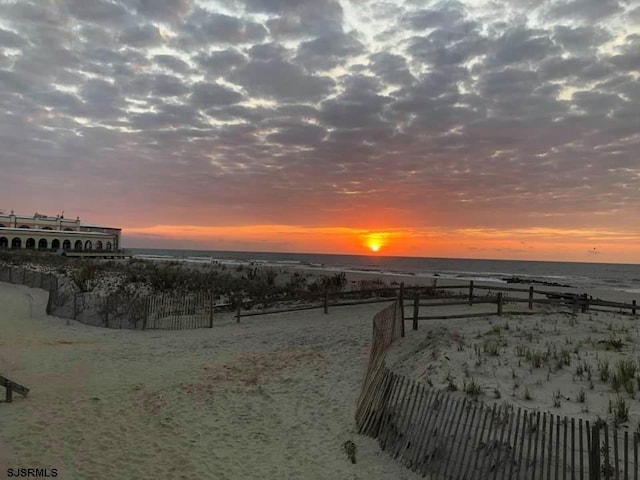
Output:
[{"xmin": 126, "ymin": 248, "xmax": 640, "ymax": 294}]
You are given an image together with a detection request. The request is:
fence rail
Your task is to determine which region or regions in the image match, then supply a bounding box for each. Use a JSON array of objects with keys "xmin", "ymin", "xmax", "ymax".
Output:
[
  {"xmin": 3, "ymin": 265, "xmax": 637, "ymax": 331},
  {"xmin": 406, "ymin": 281, "xmax": 638, "ymax": 329},
  {"xmin": 356, "ymin": 299, "xmax": 640, "ymax": 479},
  {"xmin": 0, "ymin": 265, "xmax": 214, "ymax": 330}
]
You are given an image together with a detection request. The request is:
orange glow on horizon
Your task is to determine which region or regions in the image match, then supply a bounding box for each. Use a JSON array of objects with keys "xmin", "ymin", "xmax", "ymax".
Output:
[
  {"xmin": 122, "ymin": 223, "xmax": 640, "ymax": 263},
  {"xmin": 364, "ymin": 232, "xmax": 392, "ymax": 254}
]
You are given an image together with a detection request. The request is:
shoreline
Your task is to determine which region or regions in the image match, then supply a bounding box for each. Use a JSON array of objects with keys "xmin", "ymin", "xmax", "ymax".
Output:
[{"xmin": 130, "ymin": 250, "xmax": 640, "ymax": 296}]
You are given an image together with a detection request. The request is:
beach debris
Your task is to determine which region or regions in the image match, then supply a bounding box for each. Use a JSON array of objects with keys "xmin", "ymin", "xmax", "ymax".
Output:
[{"xmin": 342, "ymin": 440, "xmax": 357, "ymax": 464}]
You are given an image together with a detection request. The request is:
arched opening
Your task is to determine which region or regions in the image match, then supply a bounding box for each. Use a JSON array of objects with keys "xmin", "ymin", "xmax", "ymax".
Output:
[
  {"xmin": 84, "ymin": 240, "xmax": 92, "ymax": 251},
  {"xmin": 38, "ymin": 238, "xmax": 48, "ymax": 249},
  {"xmin": 19, "ymin": 225, "xmax": 30, "ymax": 229},
  {"xmin": 74, "ymin": 240, "xmax": 83, "ymax": 251},
  {"xmin": 96, "ymin": 240, "xmax": 103, "ymax": 250},
  {"xmin": 64, "ymin": 227, "xmax": 74, "ymax": 231},
  {"xmin": 106, "ymin": 242, "xmax": 112, "ymax": 250},
  {"xmin": 51, "ymin": 239, "xmax": 61, "ymax": 250},
  {"xmin": 0, "ymin": 237, "xmax": 8, "ymax": 248},
  {"xmin": 42, "ymin": 226, "xmax": 53, "ymax": 230},
  {"xmin": 26, "ymin": 238, "xmax": 36, "ymax": 249},
  {"xmin": 11, "ymin": 238, "xmax": 21, "ymax": 249},
  {"xmin": 63, "ymin": 240, "xmax": 71, "ymax": 250}
]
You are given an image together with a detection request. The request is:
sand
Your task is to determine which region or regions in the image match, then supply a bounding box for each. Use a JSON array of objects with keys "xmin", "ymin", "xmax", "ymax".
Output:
[
  {"xmin": 3, "ymin": 262, "xmax": 639, "ymax": 479},
  {"xmin": 0, "ymin": 282, "xmax": 422, "ymax": 480},
  {"xmin": 386, "ymin": 289, "xmax": 640, "ymax": 430}
]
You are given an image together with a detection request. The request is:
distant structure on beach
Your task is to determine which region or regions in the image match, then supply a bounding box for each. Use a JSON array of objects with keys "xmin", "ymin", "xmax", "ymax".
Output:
[{"xmin": 0, "ymin": 210, "xmax": 121, "ymax": 254}]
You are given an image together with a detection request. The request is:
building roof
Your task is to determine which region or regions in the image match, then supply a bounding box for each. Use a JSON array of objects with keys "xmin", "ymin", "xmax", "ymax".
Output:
[
  {"xmin": 0, "ymin": 227, "xmax": 115, "ymax": 237},
  {"xmin": 0, "ymin": 212, "xmax": 120, "ymax": 230},
  {"xmin": 79, "ymin": 223, "xmax": 122, "ymax": 230}
]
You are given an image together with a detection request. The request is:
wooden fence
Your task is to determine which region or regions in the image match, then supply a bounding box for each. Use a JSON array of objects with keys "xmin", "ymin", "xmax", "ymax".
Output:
[
  {"xmin": 356, "ymin": 300, "xmax": 640, "ymax": 479},
  {"xmin": 0, "ymin": 265, "xmax": 214, "ymax": 330},
  {"xmin": 234, "ymin": 286, "xmax": 400, "ymax": 322},
  {"xmin": 405, "ymin": 281, "xmax": 638, "ymax": 329}
]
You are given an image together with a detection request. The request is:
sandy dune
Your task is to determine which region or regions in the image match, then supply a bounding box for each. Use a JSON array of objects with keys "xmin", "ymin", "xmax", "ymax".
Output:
[{"xmin": 0, "ymin": 283, "xmax": 421, "ymax": 480}]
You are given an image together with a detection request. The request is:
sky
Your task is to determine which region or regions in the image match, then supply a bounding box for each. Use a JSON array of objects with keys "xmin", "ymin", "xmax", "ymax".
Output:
[{"xmin": 1, "ymin": 0, "xmax": 640, "ymax": 262}]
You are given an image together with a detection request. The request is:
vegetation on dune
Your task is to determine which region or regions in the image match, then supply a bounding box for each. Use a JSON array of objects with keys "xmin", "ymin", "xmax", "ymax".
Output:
[{"xmin": 0, "ymin": 250, "xmax": 361, "ymax": 306}]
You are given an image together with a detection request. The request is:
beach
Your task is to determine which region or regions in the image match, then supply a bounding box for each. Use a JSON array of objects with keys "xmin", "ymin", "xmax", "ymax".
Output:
[
  {"xmin": 2, "ymin": 257, "xmax": 640, "ymax": 479},
  {"xmin": 0, "ymin": 282, "xmax": 422, "ymax": 480}
]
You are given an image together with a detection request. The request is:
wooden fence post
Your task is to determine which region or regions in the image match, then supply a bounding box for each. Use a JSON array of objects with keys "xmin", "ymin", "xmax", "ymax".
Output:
[
  {"xmin": 105, "ymin": 296, "xmax": 110, "ymax": 328},
  {"xmin": 590, "ymin": 424, "xmax": 600, "ymax": 480},
  {"xmin": 528, "ymin": 286, "xmax": 534, "ymax": 310},
  {"xmin": 573, "ymin": 295, "xmax": 579, "ymax": 315},
  {"xmin": 633, "ymin": 300, "xmax": 637, "ymax": 316},
  {"xmin": 468, "ymin": 280, "xmax": 474, "ymax": 306},
  {"xmin": 399, "ymin": 282, "xmax": 405, "ymax": 337},
  {"xmin": 209, "ymin": 290, "xmax": 214, "ymax": 328},
  {"xmin": 323, "ymin": 287, "xmax": 329, "ymax": 314},
  {"xmin": 142, "ymin": 297, "xmax": 148, "ymax": 330},
  {"xmin": 497, "ymin": 292, "xmax": 503, "ymax": 316},
  {"xmin": 412, "ymin": 293, "xmax": 419, "ymax": 331},
  {"xmin": 581, "ymin": 293, "xmax": 588, "ymax": 313},
  {"xmin": 236, "ymin": 296, "xmax": 241, "ymax": 323}
]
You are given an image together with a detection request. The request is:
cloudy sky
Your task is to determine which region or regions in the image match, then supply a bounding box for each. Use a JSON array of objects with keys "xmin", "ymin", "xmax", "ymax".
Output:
[{"xmin": 1, "ymin": 0, "xmax": 640, "ymax": 261}]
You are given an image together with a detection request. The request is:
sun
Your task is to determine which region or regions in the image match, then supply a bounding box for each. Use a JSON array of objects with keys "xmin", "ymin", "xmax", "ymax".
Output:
[{"xmin": 365, "ymin": 233, "xmax": 387, "ymax": 253}]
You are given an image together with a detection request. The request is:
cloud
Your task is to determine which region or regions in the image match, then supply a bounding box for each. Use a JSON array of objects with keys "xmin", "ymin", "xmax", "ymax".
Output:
[
  {"xmin": 1, "ymin": 0, "xmax": 639, "ymax": 261},
  {"xmin": 194, "ymin": 49, "xmax": 247, "ymax": 75},
  {"xmin": 178, "ymin": 9, "xmax": 268, "ymax": 46},
  {"xmin": 190, "ymin": 82, "xmax": 244, "ymax": 106},
  {"xmin": 295, "ymin": 32, "xmax": 364, "ymax": 71},
  {"xmin": 229, "ymin": 59, "xmax": 335, "ymax": 102},
  {"xmin": 546, "ymin": 0, "xmax": 623, "ymax": 22}
]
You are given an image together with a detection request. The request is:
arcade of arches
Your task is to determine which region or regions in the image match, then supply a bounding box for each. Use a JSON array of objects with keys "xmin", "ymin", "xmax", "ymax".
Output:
[{"xmin": 0, "ymin": 233, "xmax": 115, "ymax": 252}]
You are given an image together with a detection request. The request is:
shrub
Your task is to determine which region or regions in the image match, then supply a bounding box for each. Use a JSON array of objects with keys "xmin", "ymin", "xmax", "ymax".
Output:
[{"xmin": 464, "ymin": 378, "xmax": 483, "ymax": 398}]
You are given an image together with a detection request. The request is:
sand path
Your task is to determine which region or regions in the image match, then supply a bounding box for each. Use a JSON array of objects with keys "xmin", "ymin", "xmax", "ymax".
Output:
[{"xmin": 0, "ymin": 283, "xmax": 421, "ymax": 480}]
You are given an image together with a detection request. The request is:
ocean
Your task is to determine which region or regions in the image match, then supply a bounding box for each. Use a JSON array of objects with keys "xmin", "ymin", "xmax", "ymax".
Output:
[{"xmin": 125, "ymin": 248, "xmax": 640, "ymax": 294}]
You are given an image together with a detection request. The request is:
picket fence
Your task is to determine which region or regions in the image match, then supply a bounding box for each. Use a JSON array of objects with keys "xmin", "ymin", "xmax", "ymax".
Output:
[{"xmin": 356, "ymin": 299, "xmax": 639, "ymax": 479}]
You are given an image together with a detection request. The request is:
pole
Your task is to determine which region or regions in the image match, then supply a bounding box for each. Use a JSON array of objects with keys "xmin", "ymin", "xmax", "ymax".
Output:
[
  {"xmin": 497, "ymin": 292, "xmax": 503, "ymax": 316},
  {"xmin": 105, "ymin": 295, "xmax": 109, "ymax": 328},
  {"xmin": 413, "ymin": 293, "xmax": 419, "ymax": 331},
  {"xmin": 399, "ymin": 282, "xmax": 405, "ymax": 337},
  {"xmin": 209, "ymin": 290, "xmax": 214, "ymax": 328},
  {"xmin": 581, "ymin": 293, "xmax": 588, "ymax": 313},
  {"xmin": 468, "ymin": 280, "xmax": 474, "ymax": 306},
  {"xmin": 236, "ymin": 295, "xmax": 241, "ymax": 323},
  {"xmin": 142, "ymin": 297, "xmax": 148, "ymax": 330},
  {"xmin": 528, "ymin": 286, "xmax": 534, "ymax": 310},
  {"xmin": 323, "ymin": 287, "xmax": 328, "ymax": 314}
]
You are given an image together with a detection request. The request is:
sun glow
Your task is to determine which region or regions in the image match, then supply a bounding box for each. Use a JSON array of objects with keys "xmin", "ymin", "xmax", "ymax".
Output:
[{"xmin": 365, "ymin": 232, "xmax": 388, "ymax": 253}]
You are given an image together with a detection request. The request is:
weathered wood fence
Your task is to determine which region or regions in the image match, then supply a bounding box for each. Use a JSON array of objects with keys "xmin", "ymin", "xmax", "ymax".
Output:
[
  {"xmin": 406, "ymin": 281, "xmax": 637, "ymax": 330},
  {"xmin": 0, "ymin": 265, "xmax": 214, "ymax": 330},
  {"xmin": 234, "ymin": 286, "xmax": 400, "ymax": 322},
  {"xmin": 356, "ymin": 300, "xmax": 639, "ymax": 479}
]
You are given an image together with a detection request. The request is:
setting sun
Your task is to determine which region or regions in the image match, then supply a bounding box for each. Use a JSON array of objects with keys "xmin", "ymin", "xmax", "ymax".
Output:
[{"xmin": 365, "ymin": 232, "xmax": 389, "ymax": 253}]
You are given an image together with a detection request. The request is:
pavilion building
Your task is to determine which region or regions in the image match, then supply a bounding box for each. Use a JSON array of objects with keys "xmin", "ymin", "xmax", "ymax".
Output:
[{"xmin": 0, "ymin": 210, "xmax": 121, "ymax": 253}]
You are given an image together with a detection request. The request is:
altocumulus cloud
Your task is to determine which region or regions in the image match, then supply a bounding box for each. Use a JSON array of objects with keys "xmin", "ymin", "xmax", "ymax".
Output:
[{"xmin": 0, "ymin": 0, "xmax": 639, "ymax": 238}]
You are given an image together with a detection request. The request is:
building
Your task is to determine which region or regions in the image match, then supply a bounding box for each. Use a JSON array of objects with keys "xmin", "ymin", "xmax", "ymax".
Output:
[{"xmin": 0, "ymin": 210, "xmax": 121, "ymax": 252}]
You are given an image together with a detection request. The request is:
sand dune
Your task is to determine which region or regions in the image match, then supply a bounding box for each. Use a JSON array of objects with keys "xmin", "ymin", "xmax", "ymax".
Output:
[{"xmin": 0, "ymin": 283, "xmax": 422, "ymax": 480}]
